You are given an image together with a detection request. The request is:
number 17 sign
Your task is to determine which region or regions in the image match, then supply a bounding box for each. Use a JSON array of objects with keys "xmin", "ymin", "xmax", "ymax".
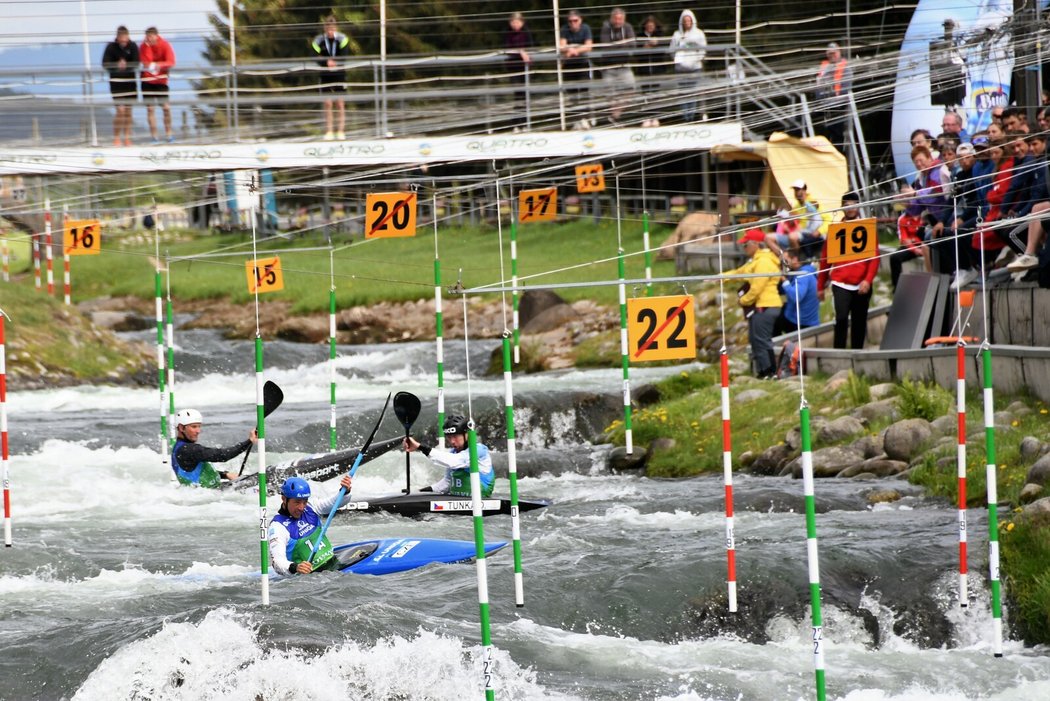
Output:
[{"xmin": 246, "ymin": 256, "xmax": 284, "ymax": 294}]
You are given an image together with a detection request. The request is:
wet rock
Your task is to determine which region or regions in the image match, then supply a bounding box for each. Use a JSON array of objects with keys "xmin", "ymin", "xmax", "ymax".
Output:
[
  {"xmin": 518, "ymin": 290, "xmax": 567, "ymax": 327},
  {"xmin": 850, "ymin": 472, "xmax": 878, "ymax": 479},
  {"xmin": 817, "ymin": 416, "xmax": 866, "ymax": 444},
  {"xmin": 839, "ymin": 458, "xmax": 908, "ymax": 478},
  {"xmin": 852, "ymin": 398, "xmax": 899, "ymax": 424},
  {"xmin": 1019, "ymin": 483, "xmax": 1045, "ymax": 505},
  {"xmin": 737, "ymin": 450, "xmax": 756, "ymax": 468},
  {"xmin": 276, "ymin": 316, "xmax": 329, "ymax": 343},
  {"xmin": 1024, "ymin": 453, "xmax": 1050, "ymax": 487},
  {"xmin": 633, "ymin": 383, "xmax": 662, "ymax": 407},
  {"xmin": 1019, "ymin": 436, "xmax": 1048, "ymax": 462},
  {"xmin": 850, "ymin": 434, "xmax": 884, "ymax": 459},
  {"xmin": 869, "ymin": 383, "xmax": 897, "ymax": 400},
  {"xmin": 892, "ymin": 604, "xmax": 953, "ymax": 649},
  {"xmin": 883, "ymin": 418, "xmax": 933, "ymax": 462},
  {"xmin": 683, "ymin": 574, "xmax": 802, "ymax": 645},
  {"xmin": 788, "ymin": 446, "xmax": 865, "ymax": 478},
  {"xmin": 521, "ymin": 303, "xmax": 578, "ymax": 334},
  {"xmin": 90, "ymin": 310, "xmax": 152, "ymax": 332},
  {"xmin": 865, "ymin": 488, "xmax": 902, "ymax": 504},
  {"xmin": 747, "ymin": 443, "xmax": 794, "ymax": 476},
  {"xmin": 607, "ymin": 446, "xmax": 648, "ymax": 472}
]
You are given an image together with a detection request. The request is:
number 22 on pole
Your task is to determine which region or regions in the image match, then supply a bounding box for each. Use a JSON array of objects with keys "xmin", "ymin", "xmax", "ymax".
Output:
[
  {"xmin": 627, "ymin": 295, "xmax": 696, "ymax": 362},
  {"xmin": 246, "ymin": 256, "xmax": 284, "ymax": 294},
  {"xmin": 518, "ymin": 187, "xmax": 557, "ymax": 223}
]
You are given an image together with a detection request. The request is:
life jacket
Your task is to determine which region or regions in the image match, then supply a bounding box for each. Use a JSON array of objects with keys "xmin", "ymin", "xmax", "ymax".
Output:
[
  {"xmin": 171, "ymin": 440, "xmax": 222, "ymax": 489},
  {"xmin": 445, "ymin": 443, "xmax": 496, "ymax": 498},
  {"xmin": 271, "ymin": 507, "xmax": 336, "ymax": 571},
  {"xmin": 819, "ymin": 59, "xmax": 848, "ymax": 95}
]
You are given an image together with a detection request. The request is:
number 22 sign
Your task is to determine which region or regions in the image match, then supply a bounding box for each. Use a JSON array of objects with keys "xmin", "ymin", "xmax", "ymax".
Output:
[
  {"xmin": 627, "ymin": 295, "xmax": 696, "ymax": 362},
  {"xmin": 246, "ymin": 256, "xmax": 284, "ymax": 294}
]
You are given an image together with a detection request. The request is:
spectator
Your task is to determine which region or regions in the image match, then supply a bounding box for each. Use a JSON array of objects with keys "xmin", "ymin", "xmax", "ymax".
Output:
[
  {"xmin": 765, "ymin": 180, "xmax": 829, "ymax": 259},
  {"xmin": 911, "ymin": 128, "xmax": 938, "ymax": 157},
  {"xmin": 970, "ymin": 138, "xmax": 1015, "ymax": 265},
  {"xmin": 891, "ymin": 145, "xmax": 950, "ymax": 289},
  {"xmin": 726, "ymin": 229, "xmax": 782, "ymax": 379},
  {"xmin": 101, "ymin": 25, "xmax": 139, "ymax": 147},
  {"xmin": 818, "ymin": 192, "xmax": 878, "ymax": 349},
  {"xmin": 1037, "ymin": 106, "xmax": 1049, "ymax": 133},
  {"xmin": 1000, "ymin": 107, "xmax": 1027, "ymax": 134},
  {"xmin": 668, "ymin": 10, "xmax": 705, "ymax": 123},
  {"xmin": 773, "ymin": 248, "xmax": 819, "ymax": 336},
  {"xmin": 311, "ymin": 15, "xmax": 350, "ymax": 141},
  {"xmin": 940, "ymin": 110, "xmax": 969, "ymax": 143},
  {"xmin": 987, "ymin": 121, "xmax": 1006, "ymax": 141},
  {"xmin": 814, "ymin": 42, "xmax": 853, "ymax": 151},
  {"xmin": 140, "ymin": 26, "xmax": 175, "ymax": 144},
  {"xmin": 637, "ymin": 15, "xmax": 664, "ymax": 82},
  {"xmin": 560, "ymin": 9, "xmax": 594, "ymax": 124},
  {"xmin": 946, "ymin": 142, "xmax": 983, "ymax": 289},
  {"xmin": 503, "ymin": 12, "xmax": 534, "ymax": 130},
  {"xmin": 1004, "ymin": 133, "xmax": 1048, "ymax": 271},
  {"xmin": 1001, "ymin": 131, "xmax": 1033, "ymax": 219},
  {"xmin": 599, "ymin": 8, "xmax": 636, "ymax": 126}
]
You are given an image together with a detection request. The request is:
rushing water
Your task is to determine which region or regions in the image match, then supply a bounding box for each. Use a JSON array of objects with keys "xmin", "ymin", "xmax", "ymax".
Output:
[{"xmin": 1, "ymin": 331, "xmax": 1048, "ymax": 700}]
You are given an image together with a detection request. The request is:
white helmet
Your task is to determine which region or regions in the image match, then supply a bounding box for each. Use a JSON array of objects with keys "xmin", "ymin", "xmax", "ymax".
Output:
[{"xmin": 175, "ymin": 409, "xmax": 203, "ymax": 426}]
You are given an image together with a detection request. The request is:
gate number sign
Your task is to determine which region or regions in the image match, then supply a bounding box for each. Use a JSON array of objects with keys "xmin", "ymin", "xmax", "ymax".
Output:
[
  {"xmin": 575, "ymin": 164, "xmax": 605, "ymax": 193},
  {"xmin": 627, "ymin": 295, "xmax": 696, "ymax": 362},
  {"xmin": 518, "ymin": 187, "xmax": 557, "ymax": 223},
  {"xmin": 366, "ymin": 192, "xmax": 418, "ymax": 238},
  {"xmin": 246, "ymin": 256, "xmax": 284, "ymax": 294},
  {"xmin": 63, "ymin": 219, "xmax": 102, "ymax": 255},
  {"xmin": 826, "ymin": 218, "xmax": 877, "ymax": 264}
]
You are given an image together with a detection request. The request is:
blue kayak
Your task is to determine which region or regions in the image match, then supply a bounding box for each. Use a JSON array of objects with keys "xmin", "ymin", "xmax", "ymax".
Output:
[{"xmin": 331, "ymin": 538, "xmax": 507, "ymax": 576}]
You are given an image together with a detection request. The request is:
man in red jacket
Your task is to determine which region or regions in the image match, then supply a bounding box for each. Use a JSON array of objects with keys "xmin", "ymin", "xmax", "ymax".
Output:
[
  {"xmin": 818, "ymin": 192, "xmax": 879, "ymax": 349},
  {"xmin": 140, "ymin": 27, "xmax": 176, "ymax": 143}
]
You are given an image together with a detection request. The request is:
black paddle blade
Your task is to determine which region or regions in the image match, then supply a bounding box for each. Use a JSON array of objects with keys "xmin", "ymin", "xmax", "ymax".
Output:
[
  {"xmin": 393, "ymin": 391, "xmax": 421, "ymax": 429},
  {"xmin": 263, "ymin": 381, "xmax": 284, "ymax": 417}
]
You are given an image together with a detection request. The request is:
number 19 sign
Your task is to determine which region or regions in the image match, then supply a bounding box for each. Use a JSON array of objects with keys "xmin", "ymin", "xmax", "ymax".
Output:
[
  {"xmin": 826, "ymin": 218, "xmax": 877, "ymax": 264},
  {"xmin": 63, "ymin": 219, "xmax": 101, "ymax": 255},
  {"xmin": 246, "ymin": 256, "xmax": 284, "ymax": 294},
  {"xmin": 627, "ymin": 295, "xmax": 696, "ymax": 362}
]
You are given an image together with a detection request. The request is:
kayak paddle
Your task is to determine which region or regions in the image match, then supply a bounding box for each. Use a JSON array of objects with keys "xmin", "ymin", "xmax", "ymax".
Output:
[
  {"xmin": 238, "ymin": 380, "xmax": 284, "ymax": 476},
  {"xmin": 308, "ymin": 392, "xmax": 392, "ymax": 564},
  {"xmin": 393, "ymin": 391, "xmax": 421, "ymax": 493}
]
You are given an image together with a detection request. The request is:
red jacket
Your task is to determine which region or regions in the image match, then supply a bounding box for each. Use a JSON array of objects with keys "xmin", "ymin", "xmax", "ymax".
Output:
[
  {"xmin": 818, "ymin": 218, "xmax": 879, "ymax": 291},
  {"xmin": 973, "ymin": 158, "xmax": 1014, "ymax": 251},
  {"xmin": 140, "ymin": 36, "xmax": 175, "ymax": 85}
]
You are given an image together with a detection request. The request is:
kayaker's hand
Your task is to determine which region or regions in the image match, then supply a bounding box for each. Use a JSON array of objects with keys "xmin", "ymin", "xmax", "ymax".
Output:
[
  {"xmin": 339, "ymin": 475, "xmax": 352, "ymax": 491},
  {"xmin": 403, "ymin": 437, "xmax": 420, "ymax": 453},
  {"xmin": 248, "ymin": 428, "xmax": 258, "ymax": 444},
  {"xmin": 296, "ymin": 561, "xmax": 314, "ymax": 574}
]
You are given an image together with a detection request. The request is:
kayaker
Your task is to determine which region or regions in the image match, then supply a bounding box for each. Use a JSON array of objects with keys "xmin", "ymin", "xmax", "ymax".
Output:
[
  {"xmin": 171, "ymin": 409, "xmax": 256, "ymax": 488},
  {"xmin": 268, "ymin": 475, "xmax": 353, "ymax": 575},
  {"xmin": 403, "ymin": 414, "xmax": 496, "ymax": 498}
]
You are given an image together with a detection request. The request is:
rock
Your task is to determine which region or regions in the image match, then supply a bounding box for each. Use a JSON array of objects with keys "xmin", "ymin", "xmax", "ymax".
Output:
[
  {"xmin": 994, "ymin": 410, "xmax": 1016, "ymax": 430},
  {"xmin": 789, "ymin": 446, "xmax": 866, "ymax": 478},
  {"xmin": 518, "ymin": 290, "xmax": 567, "ymax": 328},
  {"xmin": 734, "ymin": 389, "xmax": 770, "ymax": 404},
  {"xmin": 850, "ymin": 434, "xmax": 884, "ymax": 459},
  {"xmin": 838, "ymin": 458, "xmax": 909, "ymax": 478},
  {"xmin": 607, "ymin": 446, "xmax": 648, "ymax": 472},
  {"xmin": 649, "ymin": 437, "xmax": 677, "ymax": 454},
  {"xmin": 1024, "ymin": 453, "xmax": 1050, "ymax": 487},
  {"xmin": 738, "ymin": 450, "xmax": 756, "ymax": 468},
  {"xmin": 521, "ymin": 303, "xmax": 578, "ymax": 334},
  {"xmin": 747, "ymin": 443, "xmax": 794, "ymax": 476},
  {"xmin": 883, "ymin": 419, "xmax": 934, "ymax": 462},
  {"xmin": 656, "ymin": 211, "xmax": 719, "ymax": 260},
  {"xmin": 817, "ymin": 416, "xmax": 867, "ymax": 444},
  {"xmin": 869, "ymin": 383, "xmax": 897, "ymax": 400},
  {"xmin": 930, "ymin": 415, "xmax": 955, "ymax": 437},
  {"xmin": 1022, "ymin": 496, "xmax": 1050, "ymax": 518},
  {"xmin": 866, "ymin": 489, "xmax": 902, "ymax": 503},
  {"xmin": 825, "ymin": 370, "xmax": 852, "ymax": 392},
  {"xmin": 785, "ymin": 416, "xmax": 828, "ymax": 451},
  {"xmin": 634, "ymin": 383, "xmax": 662, "ymax": 407},
  {"xmin": 1019, "ymin": 436, "xmax": 1047, "ymax": 462},
  {"xmin": 850, "ymin": 472, "xmax": 879, "ymax": 479},
  {"xmin": 852, "ymin": 399, "xmax": 899, "ymax": 424},
  {"xmin": 1007, "ymin": 400, "xmax": 1032, "ymax": 417},
  {"xmin": 1019, "ymin": 483, "xmax": 1045, "ymax": 505},
  {"xmin": 276, "ymin": 316, "xmax": 329, "ymax": 343},
  {"xmin": 90, "ymin": 310, "xmax": 152, "ymax": 332}
]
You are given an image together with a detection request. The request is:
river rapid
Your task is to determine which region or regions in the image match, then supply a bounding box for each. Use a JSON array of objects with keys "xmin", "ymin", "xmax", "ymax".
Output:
[{"xmin": 1, "ymin": 330, "xmax": 1048, "ymax": 700}]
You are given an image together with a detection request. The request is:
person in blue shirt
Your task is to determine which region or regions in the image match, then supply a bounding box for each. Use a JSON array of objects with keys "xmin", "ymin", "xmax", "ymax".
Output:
[
  {"xmin": 171, "ymin": 409, "xmax": 256, "ymax": 488},
  {"xmin": 773, "ymin": 248, "xmax": 820, "ymax": 335},
  {"xmin": 268, "ymin": 475, "xmax": 353, "ymax": 575},
  {"xmin": 403, "ymin": 414, "xmax": 495, "ymax": 498}
]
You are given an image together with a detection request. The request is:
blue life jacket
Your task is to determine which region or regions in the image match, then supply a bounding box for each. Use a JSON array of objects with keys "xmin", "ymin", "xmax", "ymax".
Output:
[{"xmin": 271, "ymin": 506, "xmax": 335, "ymax": 569}]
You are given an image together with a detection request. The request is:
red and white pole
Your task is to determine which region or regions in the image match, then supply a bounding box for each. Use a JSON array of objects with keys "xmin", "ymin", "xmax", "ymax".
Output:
[
  {"xmin": 62, "ymin": 207, "xmax": 71, "ymax": 305},
  {"xmin": 956, "ymin": 341, "xmax": 968, "ymax": 606},
  {"xmin": 721, "ymin": 350, "xmax": 738, "ymax": 612},
  {"xmin": 32, "ymin": 232, "xmax": 41, "ymax": 291},
  {"xmin": 1, "ymin": 311, "xmax": 11, "ymax": 546},
  {"xmin": 1, "ymin": 237, "xmax": 9, "ymax": 282},
  {"xmin": 44, "ymin": 203, "xmax": 54, "ymax": 296}
]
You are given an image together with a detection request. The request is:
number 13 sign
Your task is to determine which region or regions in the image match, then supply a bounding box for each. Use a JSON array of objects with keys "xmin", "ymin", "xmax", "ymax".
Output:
[
  {"xmin": 627, "ymin": 295, "xmax": 696, "ymax": 362},
  {"xmin": 246, "ymin": 256, "xmax": 284, "ymax": 294}
]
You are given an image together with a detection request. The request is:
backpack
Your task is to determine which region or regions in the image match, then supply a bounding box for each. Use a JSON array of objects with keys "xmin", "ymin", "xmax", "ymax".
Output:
[{"xmin": 776, "ymin": 339, "xmax": 804, "ymax": 379}]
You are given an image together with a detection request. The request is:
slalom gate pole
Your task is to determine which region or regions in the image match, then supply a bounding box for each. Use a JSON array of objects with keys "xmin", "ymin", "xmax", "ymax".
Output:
[
  {"xmin": 329, "ymin": 250, "xmax": 338, "ymax": 451},
  {"xmin": 1, "ymin": 309, "xmax": 10, "ymax": 546},
  {"xmin": 32, "ymin": 230, "xmax": 41, "ymax": 291},
  {"xmin": 510, "ymin": 211, "xmax": 520, "ymax": 364},
  {"xmin": 956, "ymin": 341, "xmax": 969, "ymax": 606},
  {"xmin": 720, "ymin": 351, "xmax": 737, "ymax": 611},
  {"xmin": 642, "ymin": 210, "xmax": 653, "ymax": 297},
  {"xmin": 2, "ymin": 237, "xmax": 9, "ymax": 282},
  {"xmin": 154, "ymin": 236, "xmax": 169, "ymax": 478},
  {"xmin": 433, "ymin": 194, "xmax": 446, "ymax": 448},
  {"xmin": 799, "ymin": 402, "xmax": 827, "ymax": 700},
  {"xmin": 165, "ymin": 269, "xmax": 176, "ymax": 448},
  {"xmin": 62, "ymin": 206, "xmax": 70, "ymax": 305},
  {"xmin": 255, "ymin": 335, "xmax": 270, "ymax": 605},
  {"xmin": 45, "ymin": 204, "xmax": 54, "ymax": 296},
  {"xmin": 469, "ymin": 424, "xmax": 495, "ymax": 700},
  {"xmin": 614, "ymin": 170, "xmax": 633, "ymax": 454},
  {"xmin": 982, "ymin": 344, "xmax": 1003, "ymax": 656},
  {"xmin": 502, "ymin": 335, "xmax": 525, "ymax": 606}
]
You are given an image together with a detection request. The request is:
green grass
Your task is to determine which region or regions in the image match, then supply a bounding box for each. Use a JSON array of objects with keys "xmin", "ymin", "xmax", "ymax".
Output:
[{"xmin": 1002, "ymin": 512, "xmax": 1050, "ymax": 644}]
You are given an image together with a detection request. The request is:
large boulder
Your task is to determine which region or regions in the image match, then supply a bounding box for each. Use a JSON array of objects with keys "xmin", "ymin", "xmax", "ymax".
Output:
[
  {"xmin": 276, "ymin": 316, "xmax": 329, "ymax": 343},
  {"xmin": 838, "ymin": 458, "xmax": 909, "ymax": 478},
  {"xmin": 90, "ymin": 310, "xmax": 152, "ymax": 332},
  {"xmin": 656, "ymin": 211, "xmax": 719, "ymax": 260},
  {"xmin": 785, "ymin": 416, "xmax": 828, "ymax": 451},
  {"xmin": 521, "ymin": 303, "xmax": 579, "ymax": 334},
  {"xmin": 883, "ymin": 419, "xmax": 933, "ymax": 462},
  {"xmin": 852, "ymin": 399, "xmax": 900, "ymax": 424},
  {"xmin": 518, "ymin": 290, "xmax": 567, "ymax": 328},
  {"xmin": 747, "ymin": 443, "xmax": 794, "ymax": 475},
  {"xmin": 1022, "ymin": 496, "xmax": 1050, "ymax": 518},
  {"xmin": 850, "ymin": 433, "xmax": 884, "ymax": 459},
  {"xmin": 607, "ymin": 446, "xmax": 648, "ymax": 472},
  {"xmin": 1024, "ymin": 453, "xmax": 1050, "ymax": 487},
  {"xmin": 788, "ymin": 446, "xmax": 866, "ymax": 478},
  {"xmin": 817, "ymin": 416, "xmax": 867, "ymax": 444},
  {"xmin": 1019, "ymin": 436, "xmax": 1048, "ymax": 462}
]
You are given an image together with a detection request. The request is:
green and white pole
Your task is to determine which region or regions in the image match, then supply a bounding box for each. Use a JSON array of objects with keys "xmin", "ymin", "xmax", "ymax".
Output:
[
  {"xmin": 510, "ymin": 214, "xmax": 520, "ymax": 364},
  {"xmin": 255, "ymin": 335, "xmax": 269, "ymax": 605},
  {"xmin": 981, "ymin": 344, "xmax": 1004, "ymax": 656},
  {"xmin": 614, "ymin": 171, "xmax": 633, "ymax": 453},
  {"xmin": 153, "ymin": 231, "xmax": 169, "ymax": 478},
  {"xmin": 329, "ymin": 250, "xmax": 338, "ymax": 451},
  {"xmin": 502, "ymin": 334, "xmax": 525, "ymax": 606},
  {"xmin": 433, "ymin": 194, "xmax": 446, "ymax": 448},
  {"xmin": 799, "ymin": 401, "xmax": 827, "ymax": 700},
  {"xmin": 165, "ymin": 267, "xmax": 176, "ymax": 448},
  {"xmin": 468, "ymin": 424, "xmax": 495, "ymax": 699}
]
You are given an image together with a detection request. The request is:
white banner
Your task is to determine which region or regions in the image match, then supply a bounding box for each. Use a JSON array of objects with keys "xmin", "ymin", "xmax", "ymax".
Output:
[{"xmin": 0, "ymin": 123, "xmax": 742, "ymax": 176}]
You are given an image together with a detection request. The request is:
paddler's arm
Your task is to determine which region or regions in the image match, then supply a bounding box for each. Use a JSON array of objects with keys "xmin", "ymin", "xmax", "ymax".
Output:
[
  {"xmin": 267, "ymin": 521, "xmax": 295, "ymax": 576},
  {"xmin": 179, "ymin": 431, "xmax": 257, "ymax": 479}
]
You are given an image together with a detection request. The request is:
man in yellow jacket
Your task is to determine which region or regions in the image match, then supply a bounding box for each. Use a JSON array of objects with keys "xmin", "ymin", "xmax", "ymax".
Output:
[{"xmin": 727, "ymin": 229, "xmax": 783, "ymax": 378}]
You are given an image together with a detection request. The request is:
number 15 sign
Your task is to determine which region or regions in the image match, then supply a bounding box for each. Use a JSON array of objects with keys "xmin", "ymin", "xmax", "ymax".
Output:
[
  {"xmin": 627, "ymin": 295, "xmax": 696, "ymax": 362},
  {"xmin": 246, "ymin": 256, "xmax": 284, "ymax": 294}
]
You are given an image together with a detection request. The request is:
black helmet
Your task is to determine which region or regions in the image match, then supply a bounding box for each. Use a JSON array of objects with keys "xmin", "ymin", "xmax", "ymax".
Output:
[{"xmin": 443, "ymin": 414, "xmax": 469, "ymax": 436}]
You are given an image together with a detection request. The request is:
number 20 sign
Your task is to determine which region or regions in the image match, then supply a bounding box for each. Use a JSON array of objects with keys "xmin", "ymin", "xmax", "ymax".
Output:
[
  {"xmin": 63, "ymin": 219, "xmax": 101, "ymax": 255},
  {"xmin": 826, "ymin": 218, "xmax": 877, "ymax": 264},
  {"xmin": 627, "ymin": 295, "xmax": 696, "ymax": 362},
  {"xmin": 365, "ymin": 192, "xmax": 417, "ymax": 239},
  {"xmin": 246, "ymin": 256, "xmax": 284, "ymax": 294}
]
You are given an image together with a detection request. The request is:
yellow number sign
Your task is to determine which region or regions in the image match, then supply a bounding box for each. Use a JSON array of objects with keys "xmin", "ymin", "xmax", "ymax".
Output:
[
  {"xmin": 627, "ymin": 295, "xmax": 696, "ymax": 362},
  {"xmin": 826, "ymin": 218, "xmax": 877, "ymax": 264},
  {"xmin": 575, "ymin": 164, "xmax": 605, "ymax": 193},
  {"xmin": 518, "ymin": 187, "xmax": 557, "ymax": 223},
  {"xmin": 365, "ymin": 192, "xmax": 417, "ymax": 239},
  {"xmin": 63, "ymin": 219, "xmax": 101, "ymax": 256},
  {"xmin": 246, "ymin": 256, "xmax": 284, "ymax": 294}
]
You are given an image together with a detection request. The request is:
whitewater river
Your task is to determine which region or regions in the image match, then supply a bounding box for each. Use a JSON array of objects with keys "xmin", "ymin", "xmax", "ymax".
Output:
[{"xmin": 1, "ymin": 329, "xmax": 1047, "ymax": 700}]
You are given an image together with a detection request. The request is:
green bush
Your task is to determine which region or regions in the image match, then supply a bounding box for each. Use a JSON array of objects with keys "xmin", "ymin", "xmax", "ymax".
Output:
[
  {"xmin": 896, "ymin": 376, "xmax": 951, "ymax": 422},
  {"xmin": 843, "ymin": 370, "xmax": 872, "ymax": 406}
]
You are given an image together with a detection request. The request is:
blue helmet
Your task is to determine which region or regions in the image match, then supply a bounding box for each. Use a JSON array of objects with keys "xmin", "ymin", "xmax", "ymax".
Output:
[{"xmin": 281, "ymin": 477, "xmax": 311, "ymax": 499}]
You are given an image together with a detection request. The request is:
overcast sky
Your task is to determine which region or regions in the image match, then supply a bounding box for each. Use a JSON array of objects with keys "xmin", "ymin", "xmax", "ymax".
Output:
[{"xmin": 0, "ymin": 0, "xmax": 216, "ymax": 52}]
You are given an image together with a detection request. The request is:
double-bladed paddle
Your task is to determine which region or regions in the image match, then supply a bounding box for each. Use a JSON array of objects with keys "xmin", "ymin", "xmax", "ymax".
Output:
[
  {"xmin": 237, "ymin": 380, "xmax": 284, "ymax": 477},
  {"xmin": 308, "ymin": 392, "xmax": 392, "ymax": 564},
  {"xmin": 393, "ymin": 391, "xmax": 421, "ymax": 493}
]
